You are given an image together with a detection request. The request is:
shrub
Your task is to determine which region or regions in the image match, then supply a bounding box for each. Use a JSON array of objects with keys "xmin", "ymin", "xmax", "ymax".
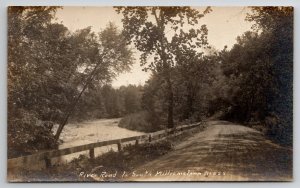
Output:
[
  {"xmin": 265, "ymin": 113, "xmax": 292, "ymax": 146},
  {"xmin": 118, "ymin": 111, "xmax": 163, "ymax": 132},
  {"xmin": 8, "ymin": 109, "xmax": 58, "ymax": 158}
]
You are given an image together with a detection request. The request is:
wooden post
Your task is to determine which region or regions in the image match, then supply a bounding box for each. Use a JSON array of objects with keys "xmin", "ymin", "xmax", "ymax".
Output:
[
  {"xmin": 89, "ymin": 148, "xmax": 95, "ymax": 159},
  {"xmin": 117, "ymin": 142, "xmax": 122, "ymax": 152},
  {"xmin": 44, "ymin": 157, "xmax": 51, "ymax": 168},
  {"xmin": 149, "ymin": 134, "xmax": 152, "ymax": 142}
]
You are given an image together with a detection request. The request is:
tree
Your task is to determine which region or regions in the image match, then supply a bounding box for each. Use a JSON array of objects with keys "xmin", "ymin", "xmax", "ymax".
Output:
[
  {"xmin": 247, "ymin": 7, "xmax": 293, "ymax": 145},
  {"xmin": 141, "ymin": 72, "xmax": 166, "ymax": 124},
  {"xmin": 8, "ymin": 6, "xmax": 63, "ymax": 156},
  {"xmin": 120, "ymin": 84, "xmax": 142, "ymax": 114},
  {"xmin": 8, "ymin": 6, "xmax": 134, "ymax": 156},
  {"xmin": 116, "ymin": 6, "xmax": 211, "ymax": 128},
  {"xmin": 54, "ymin": 23, "xmax": 134, "ymax": 139},
  {"xmin": 219, "ymin": 7, "xmax": 293, "ymax": 145},
  {"xmin": 172, "ymin": 53, "xmax": 219, "ymax": 121}
]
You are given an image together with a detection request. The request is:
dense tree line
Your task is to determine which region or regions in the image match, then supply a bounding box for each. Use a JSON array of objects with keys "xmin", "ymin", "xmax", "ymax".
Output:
[
  {"xmin": 220, "ymin": 7, "xmax": 293, "ymax": 145},
  {"xmin": 139, "ymin": 53, "xmax": 219, "ymax": 124},
  {"xmin": 72, "ymin": 84, "xmax": 142, "ymax": 121}
]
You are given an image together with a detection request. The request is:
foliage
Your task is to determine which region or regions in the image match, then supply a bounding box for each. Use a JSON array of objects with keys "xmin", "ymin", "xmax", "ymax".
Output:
[
  {"xmin": 215, "ymin": 7, "xmax": 293, "ymax": 145},
  {"xmin": 8, "ymin": 7, "xmax": 134, "ymax": 157},
  {"xmin": 140, "ymin": 52, "xmax": 220, "ymax": 126},
  {"xmin": 73, "ymin": 84, "xmax": 143, "ymax": 121},
  {"xmin": 118, "ymin": 111, "xmax": 162, "ymax": 132},
  {"xmin": 8, "ymin": 7, "xmax": 63, "ymax": 157},
  {"xmin": 136, "ymin": 7, "xmax": 293, "ymax": 146},
  {"xmin": 116, "ymin": 6, "xmax": 211, "ymax": 128}
]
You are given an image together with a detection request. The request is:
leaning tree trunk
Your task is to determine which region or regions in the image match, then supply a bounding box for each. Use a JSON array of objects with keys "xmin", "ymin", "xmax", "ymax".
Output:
[{"xmin": 54, "ymin": 60, "xmax": 103, "ymax": 140}]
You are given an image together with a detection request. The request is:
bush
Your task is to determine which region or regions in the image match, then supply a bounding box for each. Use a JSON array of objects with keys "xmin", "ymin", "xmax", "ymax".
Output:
[
  {"xmin": 264, "ymin": 114, "xmax": 292, "ymax": 146},
  {"xmin": 8, "ymin": 109, "xmax": 58, "ymax": 158},
  {"xmin": 118, "ymin": 111, "xmax": 163, "ymax": 132}
]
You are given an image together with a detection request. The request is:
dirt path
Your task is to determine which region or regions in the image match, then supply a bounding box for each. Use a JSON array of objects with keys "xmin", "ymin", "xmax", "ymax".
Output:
[{"xmin": 127, "ymin": 121, "xmax": 292, "ymax": 181}]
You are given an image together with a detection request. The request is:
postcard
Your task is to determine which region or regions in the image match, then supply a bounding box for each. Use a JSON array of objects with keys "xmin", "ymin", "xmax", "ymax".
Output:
[{"xmin": 7, "ymin": 6, "xmax": 293, "ymax": 182}]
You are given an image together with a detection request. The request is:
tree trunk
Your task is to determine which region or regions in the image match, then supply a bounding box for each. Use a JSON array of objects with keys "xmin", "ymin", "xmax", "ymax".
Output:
[
  {"xmin": 156, "ymin": 9, "xmax": 175, "ymax": 129},
  {"xmin": 54, "ymin": 60, "xmax": 103, "ymax": 140},
  {"xmin": 166, "ymin": 74, "xmax": 174, "ymax": 128},
  {"xmin": 186, "ymin": 83, "xmax": 194, "ymax": 120}
]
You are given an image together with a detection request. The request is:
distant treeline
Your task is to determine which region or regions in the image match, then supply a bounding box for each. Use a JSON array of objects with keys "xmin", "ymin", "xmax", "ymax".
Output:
[{"xmin": 72, "ymin": 84, "xmax": 143, "ymax": 121}]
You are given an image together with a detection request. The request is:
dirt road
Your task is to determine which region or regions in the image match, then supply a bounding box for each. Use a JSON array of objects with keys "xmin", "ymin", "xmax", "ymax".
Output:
[{"xmin": 128, "ymin": 121, "xmax": 292, "ymax": 181}]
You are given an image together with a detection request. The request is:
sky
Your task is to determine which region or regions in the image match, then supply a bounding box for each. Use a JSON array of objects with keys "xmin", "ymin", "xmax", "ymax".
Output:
[{"xmin": 55, "ymin": 7, "xmax": 253, "ymax": 88}]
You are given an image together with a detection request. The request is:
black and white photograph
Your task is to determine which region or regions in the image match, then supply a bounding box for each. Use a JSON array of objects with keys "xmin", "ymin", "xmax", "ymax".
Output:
[{"xmin": 7, "ymin": 6, "xmax": 293, "ymax": 182}]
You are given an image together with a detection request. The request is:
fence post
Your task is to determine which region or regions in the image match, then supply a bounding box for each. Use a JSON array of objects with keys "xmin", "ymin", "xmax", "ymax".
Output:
[
  {"xmin": 149, "ymin": 134, "xmax": 152, "ymax": 142},
  {"xmin": 117, "ymin": 141, "xmax": 122, "ymax": 152},
  {"xmin": 89, "ymin": 148, "xmax": 95, "ymax": 159}
]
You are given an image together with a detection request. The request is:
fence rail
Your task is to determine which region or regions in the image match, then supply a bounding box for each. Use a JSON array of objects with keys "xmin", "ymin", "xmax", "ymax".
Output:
[{"xmin": 8, "ymin": 122, "xmax": 203, "ymax": 170}]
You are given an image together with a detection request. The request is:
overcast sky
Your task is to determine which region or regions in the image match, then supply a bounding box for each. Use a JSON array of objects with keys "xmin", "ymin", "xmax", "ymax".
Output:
[{"xmin": 55, "ymin": 7, "xmax": 253, "ymax": 88}]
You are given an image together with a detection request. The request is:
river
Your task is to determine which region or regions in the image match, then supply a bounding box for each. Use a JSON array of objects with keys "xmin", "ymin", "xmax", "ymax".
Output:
[{"xmin": 52, "ymin": 118, "xmax": 144, "ymax": 164}]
